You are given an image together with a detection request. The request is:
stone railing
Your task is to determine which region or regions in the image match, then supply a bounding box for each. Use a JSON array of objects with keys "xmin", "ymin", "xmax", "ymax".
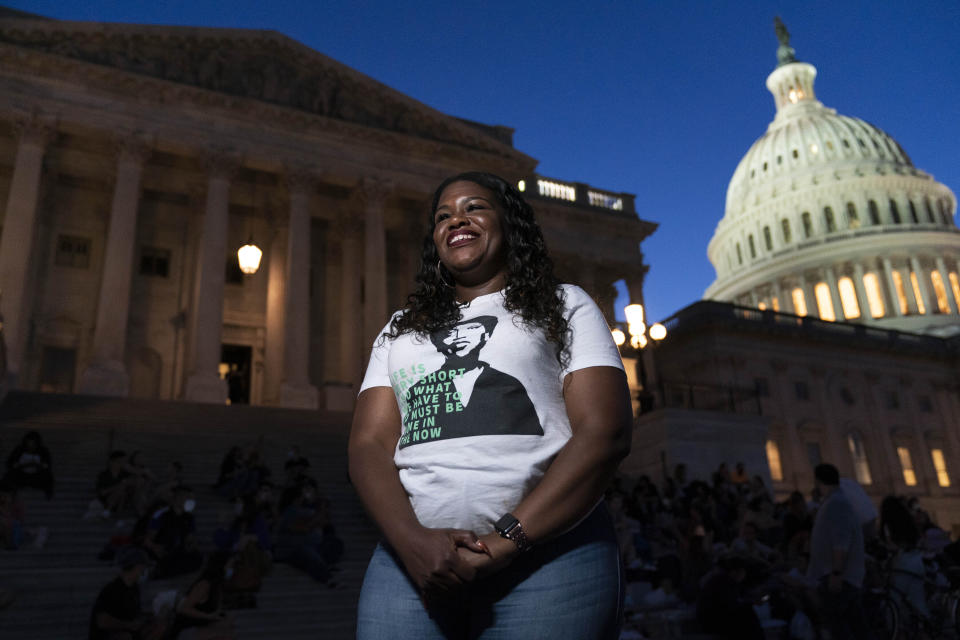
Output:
[{"xmin": 520, "ymin": 174, "xmax": 636, "ymax": 214}]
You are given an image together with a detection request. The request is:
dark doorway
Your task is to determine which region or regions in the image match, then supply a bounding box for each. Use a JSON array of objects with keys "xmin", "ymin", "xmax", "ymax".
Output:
[
  {"xmin": 39, "ymin": 346, "xmax": 76, "ymax": 393},
  {"xmin": 221, "ymin": 344, "xmax": 252, "ymax": 405}
]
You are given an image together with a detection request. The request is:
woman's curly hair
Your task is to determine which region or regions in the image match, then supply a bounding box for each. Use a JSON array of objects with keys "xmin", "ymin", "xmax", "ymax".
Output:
[{"xmin": 386, "ymin": 171, "xmax": 569, "ymax": 361}]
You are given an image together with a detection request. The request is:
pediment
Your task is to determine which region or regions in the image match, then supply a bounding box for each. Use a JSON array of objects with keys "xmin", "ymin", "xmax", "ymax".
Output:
[{"xmin": 0, "ymin": 17, "xmax": 521, "ymax": 159}]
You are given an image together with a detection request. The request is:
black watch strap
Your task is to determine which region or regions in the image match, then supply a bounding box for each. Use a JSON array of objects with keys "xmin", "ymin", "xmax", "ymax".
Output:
[{"xmin": 494, "ymin": 512, "xmax": 531, "ymax": 552}]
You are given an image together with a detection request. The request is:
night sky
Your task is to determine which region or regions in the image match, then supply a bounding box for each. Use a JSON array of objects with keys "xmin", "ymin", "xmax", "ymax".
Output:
[{"xmin": 9, "ymin": 0, "xmax": 960, "ymax": 323}]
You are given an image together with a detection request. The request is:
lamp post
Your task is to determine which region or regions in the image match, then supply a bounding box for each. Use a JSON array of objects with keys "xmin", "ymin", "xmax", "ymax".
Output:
[{"xmin": 613, "ymin": 303, "xmax": 666, "ymax": 413}]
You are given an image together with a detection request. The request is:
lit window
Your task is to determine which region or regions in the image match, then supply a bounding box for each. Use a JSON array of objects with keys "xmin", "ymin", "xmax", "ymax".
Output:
[
  {"xmin": 910, "ymin": 271, "xmax": 926, "ymax": 314},
  {"xmin": 802, "ymin": 212, "xmax": 813, "ymax": 238},
  {"xmin": 890, "ymin": 200, "xmax": 901, "ymax": 224},
  {"xmin": 824, "ymin": 207, "xmax": 836, "ymax": 232},
  {"xmin": 763, "ymin": 226, "xmax": 773, "ymax": 251},
  {"xmin": 517, "ymin": 180, "xmax": 526, "ymax": 192},
  {"xmin": 766, "ymin": 440, "xmax": 784, "ymax": 482},
  {"xmin": 863, "ymin": 273, "xmax": 885, "ymax": 318},
  {"xmin": 771, "ymin": 297, "xmax": 780, "ymax": 311},
  {"xmin": 949, "ymin": 273, "xmax": 960, "ymax": 309},
  {"xmin": 931, "ymin": 449, "xmax": 951, "ymax": 487},
  {"xmin": 930, "ymin": 271, "xmax": 950, "ymax": 313},
  {"xmin": 892, "ymin": 271, "xmax": 909, "ymax": 315},
  {"xmin": 897, "ymin": 446, "xmax": 918, "ymax": 486},
  {"xmin": 847, "ymin": 202, "xmax": 860, "ymax": 229},
  {"xmin": 809, "ymin": 143, "xmax": 819, "ymax": 154},
  {"xmin": 792, "ymin": 288, "xmax": 807, "ymax": 316},
  {"xmin": 537, "ymin": 179, "xmax": 576, "ymax": 201},
  {"xmin": 868, "ymin": 200, "xmax": 880, "ymax": 225},
  {"xmin": 815, "ymin": 282, "xmax": 836, "ymax": 321},
  {"xmin": 748, "ymin": 235, "xmax": 756, "ymax": 259},
  {"xmin": 838, "ymin": 277, "xmax": 860, "ymax": 318},
  {"xmin": 781, "ymin": 218, "xmax": 792, "ymax": 243},
  {"xmin": 847, "ymin": 433, "xmax": 873, "ymax": 485}
]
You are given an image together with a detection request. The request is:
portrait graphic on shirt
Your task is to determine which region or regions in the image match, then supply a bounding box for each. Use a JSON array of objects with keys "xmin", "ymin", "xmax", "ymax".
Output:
[{"xmin": 397, "ymin": 315, "xmax": 543, "ymax": 449}]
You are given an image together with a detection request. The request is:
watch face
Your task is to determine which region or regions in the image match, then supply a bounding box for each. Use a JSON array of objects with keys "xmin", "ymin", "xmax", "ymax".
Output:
[{"xmin": 495, "ymin": 513, "xmax": 518, "ymax": 534}]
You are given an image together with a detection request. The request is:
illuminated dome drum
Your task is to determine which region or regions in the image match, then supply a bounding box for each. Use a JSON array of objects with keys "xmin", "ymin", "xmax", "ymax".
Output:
[{"xmin": 705, "ymin": 30, "xmax": 960, "ymax": 335}]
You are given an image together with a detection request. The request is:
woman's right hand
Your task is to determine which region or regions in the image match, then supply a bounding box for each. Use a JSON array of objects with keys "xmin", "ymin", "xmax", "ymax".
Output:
[{"xmin": 393, "ymin": 527, "xmax": 487, "ymax": 595}]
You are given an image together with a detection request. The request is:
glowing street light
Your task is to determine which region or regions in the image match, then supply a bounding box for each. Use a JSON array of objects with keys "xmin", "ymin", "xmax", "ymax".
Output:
[{"xmin": 237, "ymin": 236, "xmax": 263, "ymax": 275}]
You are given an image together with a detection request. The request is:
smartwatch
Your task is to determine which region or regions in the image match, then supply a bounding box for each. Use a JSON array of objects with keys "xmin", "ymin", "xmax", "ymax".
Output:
[{"xmin": 494, "ymin": 512, "xmax": 531, "ymax": 552}]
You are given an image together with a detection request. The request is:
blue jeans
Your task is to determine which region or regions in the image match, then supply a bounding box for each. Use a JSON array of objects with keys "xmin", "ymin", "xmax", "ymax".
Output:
[{"xmin": 357, "ymin": 504, "xmax": 623, "ymax": 640}]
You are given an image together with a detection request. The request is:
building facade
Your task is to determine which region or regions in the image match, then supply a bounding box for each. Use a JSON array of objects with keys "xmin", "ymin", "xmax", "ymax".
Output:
[{"xmin": 0, "ymin": 12, "xmax": 655, "ymax": 409}]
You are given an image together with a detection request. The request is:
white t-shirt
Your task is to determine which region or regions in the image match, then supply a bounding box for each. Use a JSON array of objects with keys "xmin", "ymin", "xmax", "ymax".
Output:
[{"xmin": 360, "ymin": 284, "xmax": 624, "ymax": 534}]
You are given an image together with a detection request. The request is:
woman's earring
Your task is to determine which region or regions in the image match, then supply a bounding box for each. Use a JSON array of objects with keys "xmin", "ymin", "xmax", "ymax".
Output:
[{"xmin": 436, "ymin": 260, "xmax": 456, "ymax": 288}]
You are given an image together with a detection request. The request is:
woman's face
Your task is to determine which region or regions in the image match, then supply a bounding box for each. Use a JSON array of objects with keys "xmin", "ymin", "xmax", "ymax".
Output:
[{"xmin": 433, "ymin": 181, "xmax": 507, "ymax": 287}]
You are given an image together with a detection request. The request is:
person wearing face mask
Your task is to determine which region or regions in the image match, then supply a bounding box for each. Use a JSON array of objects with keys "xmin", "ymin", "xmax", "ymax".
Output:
[
  {"xmin": 144, "ymin": 485, "xmax": 204, "ymax": 579},
  {"xmin": 171, "ymin": 551, "xmax": 236, "ymax": 640},
  {"xmin": 88, "ymin": 546, "xmax": 164, "ymax": 640}
]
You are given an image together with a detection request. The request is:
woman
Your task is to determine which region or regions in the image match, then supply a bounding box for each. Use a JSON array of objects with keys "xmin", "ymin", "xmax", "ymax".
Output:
[{"xmin": 349, "ymin": 171, "xmax": 633, "ymax": 639}]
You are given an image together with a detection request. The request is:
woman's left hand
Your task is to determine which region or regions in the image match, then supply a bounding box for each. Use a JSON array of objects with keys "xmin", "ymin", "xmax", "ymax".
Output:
[{"xmin": 456, "ymin": 532, "xmax": 519, "ymax": 579}]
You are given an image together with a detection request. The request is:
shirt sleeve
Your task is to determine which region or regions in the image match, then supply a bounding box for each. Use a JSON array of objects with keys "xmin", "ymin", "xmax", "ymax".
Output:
[
  {"xmin": 560, "ymin": 285, "xmax": 625, "ymax": 378},
  {"xmin": 359, "ymin": 316, "xmax": 398, "ymax": 394}
]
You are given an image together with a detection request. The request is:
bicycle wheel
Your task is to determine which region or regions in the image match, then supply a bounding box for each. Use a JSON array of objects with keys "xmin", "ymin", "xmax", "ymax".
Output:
[{"xmin": 867, "ymin": 594, "xmax": 901, "ymax": 640}]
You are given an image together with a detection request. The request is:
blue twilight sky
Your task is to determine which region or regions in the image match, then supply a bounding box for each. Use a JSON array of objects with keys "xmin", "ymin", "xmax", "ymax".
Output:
[{"xmin": 10, "ymin": 0, "xmax": 960, "ymax": 323}]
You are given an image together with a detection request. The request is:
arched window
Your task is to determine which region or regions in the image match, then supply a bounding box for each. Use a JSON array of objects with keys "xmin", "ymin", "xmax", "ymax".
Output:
[
  {"xmin": 890, "ymin": 199, "xmax": 901, "ymax": 224},
  {"xmin": 846, "ymin": 202, "xmax": 860, "ymax": 229},
  {"xmin": 763, "ymin": 226, "xmax": 773, "ymax": 251},
  {"xmin": 801, "ymin": 212, "xmax": 813, "ymax": 238},
  {"xmin": 925, "ymin": 197, "xmax": 935, "ymax": 222},
  {"xmin": 909, "ymin": 200, "xmax": 919, "ymax": 224},
  {"xmin": 891, "ymin": 271, "xmax": 909, "ymax": 315},
  {"xmin": 814, "ymin": 282, "xmax": 836, "ymax": 321},
  {"xmin": 896, "ymin": 446, "xmax": 918, "ymax": 486},
  {"xmin": 736, "ymin": 243, "xmax": 742, "ymax": 265},
  {"xmin": 781, "ymin": 218, "xmax": 792, "ymax": 243},
  {"xmin": 930, "ymin": 271, "xmax": 950, "ymax": 313},
  {"xmin": 868, "ymin": 200, "xmax": 880, "ymax": 225},
  {"xmin": 910, "ymin": 271, "xmax": 927, "ymax": 314},
  {"xmin": 748, "ymin": 234, "xmax": 756, "ymax": 258},
  {"xmin": 862, "ymin": 273, "xmax": 885, "ymax": 318},
  {"xmin": 792, "ymin": 287, "xmax": 808, "ymax": 317},
  {"xmin": 838, "ymin": 277, "xmax": 860, "ymax": 318},
  {"xmin": 766, "ymin": 440, "xmax": 784, "ymax": 482},
  {"xmin": 824, "ymin": 206, "xmax": 837, "ymax": 232},
  {"xmin": 846, "ymin": 433, "xmax": 873, "ymax": 485}
]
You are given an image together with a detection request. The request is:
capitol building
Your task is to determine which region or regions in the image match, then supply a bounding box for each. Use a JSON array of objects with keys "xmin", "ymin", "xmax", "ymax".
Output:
[{"xmin": 705, "ymin": 30, "xmax": 959, "ymax": 336}]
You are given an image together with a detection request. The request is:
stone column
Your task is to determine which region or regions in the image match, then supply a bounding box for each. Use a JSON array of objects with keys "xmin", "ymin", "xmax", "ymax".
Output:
[
  {"xmin": 801, "ymin": 276, "xmax": 818, "ymax": 318},
  {"xmin": 824, "ymin": 266, "xmax": 844, "ymax": 321},
  {"xmin": 882, "ymin": 258, "xmax": 903, "ymax": 317},
  {"xmin": 183, "ymin": 152, "xmax": 239, "ymax": 403},
  {"xmin": 262, "ymin": 214, "xmax": 286, "ymax": 406},
  {"xmin": 0, "ymin": 116, "xmax": 55, "ymax": 385},
  {"xmin": 359, "ymin": 178, "xmax": 392, "ymax": 348},
  {"xmin": 780, "ymin": 280, "xmax": 796, "ymax": 314},
  {"xmin": 79, "ymin": 136, "xmax": 152, "ymax": 396},
  {"xmin": 910, "ymin": 256, "xmax": 933, "ymax": 315},
  {"xmin": 279, "ymin": 169, "xmax": 319, "ymax": 409},
  {"xmin": 337, "ymin": 213, "xmax": 363, "ymax": 392},
  {"xmin": 851, "ymin": 263, "xmax": 870, "ymax": 320},
  {"xmin": 899, "ymin": 265, "xmax": 920, "ymax": 315},
  {"xmin": 935, "ymin": 256, "xmax": 960, "ymax": 314}
]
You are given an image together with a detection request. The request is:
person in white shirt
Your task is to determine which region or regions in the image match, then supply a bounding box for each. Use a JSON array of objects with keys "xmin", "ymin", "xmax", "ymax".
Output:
[{"xmin": 350, "ymin": 172, "xmax": 633, "ymax": 640}]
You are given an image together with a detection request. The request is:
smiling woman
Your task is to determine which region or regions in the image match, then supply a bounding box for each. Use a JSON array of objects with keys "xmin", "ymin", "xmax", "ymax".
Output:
[{"xmin": 348, "ymin": 172, "xmax": 633, "ymax": 639}]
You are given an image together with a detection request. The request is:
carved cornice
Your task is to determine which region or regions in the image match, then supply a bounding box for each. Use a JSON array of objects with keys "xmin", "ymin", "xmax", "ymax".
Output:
[{"xmin": 0, "ymin": 23, "xmax": 529, "ymax": 165}]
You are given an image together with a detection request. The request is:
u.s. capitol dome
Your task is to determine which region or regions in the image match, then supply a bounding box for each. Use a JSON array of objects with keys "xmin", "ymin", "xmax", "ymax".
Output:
[{"xmin": 705, "ymin": 24, "xmax": 959, "ymax": 336}]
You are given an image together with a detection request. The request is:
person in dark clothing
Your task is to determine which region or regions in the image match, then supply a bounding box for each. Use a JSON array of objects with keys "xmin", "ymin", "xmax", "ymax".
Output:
[
  {"xmin": 696, "ymin": 555, "xmax": 764, "ymax": 640},
  {"xmin": 88, "ymin": 547, "xmax": 162, "ymax": 640},
  {"xmin": 171, "ymin": 551, "xmax": 235, "ymax": 639},
  {"xmin": 275, "ymin": 479, "xmax": 343, "ymax": 585},
  {"xmin": 97, "ymin": 451, "xmax": 135, "ymax": 518},
  {"xmin": 4, "ymin": 431, "xmax": 54, "ymax": 498},
  {"xmin": 144, "ymin": 485, "xmax": 203, "ymax": 579}
]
